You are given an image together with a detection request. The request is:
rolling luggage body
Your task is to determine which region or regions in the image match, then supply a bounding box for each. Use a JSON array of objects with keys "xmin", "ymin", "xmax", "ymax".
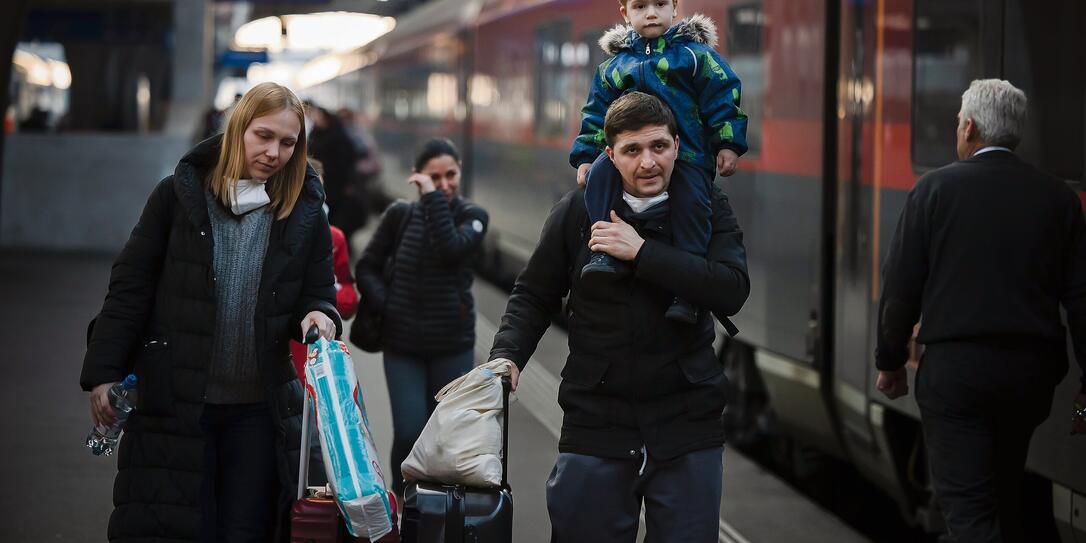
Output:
[
  {"xmin": 401, "ymin": 377, "xmax": 513, "ymax": 543},
  {"xmin": 291, "ymin": 494, "xmax": 359, "ymax": 543}
]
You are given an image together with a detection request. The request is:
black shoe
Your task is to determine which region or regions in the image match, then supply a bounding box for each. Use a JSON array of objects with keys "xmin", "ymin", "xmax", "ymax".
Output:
[
  {"xmin": 665, "ymin": 297, "xmax": 698, "ymax": 324},
  {"xmin": 581, "ymin": 252, "xmax": 621, "ymax": 278}
]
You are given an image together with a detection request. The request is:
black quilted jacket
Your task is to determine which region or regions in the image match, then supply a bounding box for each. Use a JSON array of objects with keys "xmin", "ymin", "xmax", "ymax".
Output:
[{"xmin": 356, "ymin": 191, "xmax": 488, "ymax": 357}]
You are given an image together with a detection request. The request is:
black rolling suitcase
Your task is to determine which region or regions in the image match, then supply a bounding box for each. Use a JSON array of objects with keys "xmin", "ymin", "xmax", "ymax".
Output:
[{"xmin": 400, "ymin": 376, "xmax": 513, "ymax": 543}]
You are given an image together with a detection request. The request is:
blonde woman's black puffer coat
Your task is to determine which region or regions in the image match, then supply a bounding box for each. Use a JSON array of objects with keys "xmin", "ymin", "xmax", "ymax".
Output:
[{"xmin": 80, "ymin": 135, "xmax": 342, "ymax": 542}]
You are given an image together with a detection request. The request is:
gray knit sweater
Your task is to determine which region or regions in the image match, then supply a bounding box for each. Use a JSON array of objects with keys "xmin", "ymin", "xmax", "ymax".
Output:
[{"xmin": 205, "ymin": 191, "xmax": 272, "ymax": 404}]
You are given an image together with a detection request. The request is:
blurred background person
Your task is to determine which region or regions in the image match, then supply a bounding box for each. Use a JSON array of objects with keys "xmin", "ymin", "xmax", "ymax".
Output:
[
  {"xmin": 337, "ymin": 106, "xmax": 382, "ymax": 203},
  {"xmin": 18, "ymin": 104, "xmax": 49, "ymax": 132},
  {"xmin": 308, "ymin": 102, "xmax": 369, "ymax": 249}
]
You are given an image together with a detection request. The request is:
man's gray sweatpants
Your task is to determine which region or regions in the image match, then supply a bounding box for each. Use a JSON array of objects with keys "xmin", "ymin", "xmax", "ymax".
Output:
[{"xmin": 546, "ymin": 446, "xmax": 724, "ymax": 543}]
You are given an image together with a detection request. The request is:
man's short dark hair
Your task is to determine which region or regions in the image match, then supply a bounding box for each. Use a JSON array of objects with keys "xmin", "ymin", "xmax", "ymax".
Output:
[{"xmin": 604, "ymin": 92, "xmax": 678, "ymax": 147}]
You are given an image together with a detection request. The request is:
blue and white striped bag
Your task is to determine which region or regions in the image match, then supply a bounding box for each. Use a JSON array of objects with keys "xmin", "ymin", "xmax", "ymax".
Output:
[{"xmin": 304, "ymin": 337, "xmax": 394, "ymax": 540}]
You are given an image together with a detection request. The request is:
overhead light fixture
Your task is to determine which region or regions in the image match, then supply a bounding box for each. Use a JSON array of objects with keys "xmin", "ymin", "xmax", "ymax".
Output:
[
  {"xmin": 235, "ymin": 16, "xmax": 284, "ymax": 52},
  {"xmin": 49, "ymin": 60, "xmax": 72, "ymax": 90},
  {"xmin": 235, "ymin": 12, "xmax": 395, "ymax": 54}
]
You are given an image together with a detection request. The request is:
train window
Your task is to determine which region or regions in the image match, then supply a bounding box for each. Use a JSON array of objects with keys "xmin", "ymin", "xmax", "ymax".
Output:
[
  {"xmin": 535, "ymin": 19, "xmax": 575, "ymax": 139},
  {"xmin": 911, "ymin": 0, "xmax": 984, "ymax": 169},
  {"xmin": 1002, "ymin": 0, "xmax": 1083, "ymax": 181},
  {"xmin": 726, "ymin": 2, "xmax": 765, "ymax": 154}
]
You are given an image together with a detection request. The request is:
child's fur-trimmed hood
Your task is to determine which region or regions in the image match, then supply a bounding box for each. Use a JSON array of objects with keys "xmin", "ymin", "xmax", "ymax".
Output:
[{"xmin": 599, "ymin": 13, "xmax": 718, "ymax": 56}]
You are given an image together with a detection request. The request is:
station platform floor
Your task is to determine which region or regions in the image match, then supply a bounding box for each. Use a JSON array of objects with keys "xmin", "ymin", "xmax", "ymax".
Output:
[{"xmin": 0, "ymin": 249, "xmax": 868, "ymax": 542}]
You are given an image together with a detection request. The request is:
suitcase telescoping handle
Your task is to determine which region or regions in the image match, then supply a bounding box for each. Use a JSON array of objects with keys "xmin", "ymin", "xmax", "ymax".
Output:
[
  {"xmin": 501, "ymin": 374, "xmax": 511, "ymax": 489},
  {"xmin": 296, "ymin": 325, "xmax": 321, "ymax": 501},
  {"xmin": 444, "ymin": 375, "xmax": 511, "ymax": 543}
]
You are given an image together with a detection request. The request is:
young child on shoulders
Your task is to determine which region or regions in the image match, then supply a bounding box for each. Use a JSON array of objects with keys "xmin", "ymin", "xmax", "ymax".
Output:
[{"xmin": 570, "ymin": 0, "xmax": 748, "ymax": 323}]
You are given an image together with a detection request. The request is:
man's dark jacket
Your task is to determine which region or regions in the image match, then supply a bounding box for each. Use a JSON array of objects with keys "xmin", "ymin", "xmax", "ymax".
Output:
[
  {"xmin": 356, "ymin": 192, "xmax": 488, "ymax": 356},
  {"xmin": 80, "ymin": 135, "xmax": 343, "ymax": 542},
  {"xmin": 877, "ymin": 150, "xmax": 1086, "ymax": 392},
  {"xmin": 490, "ymin": 186, "xmax": 749, "ymax": 460}
]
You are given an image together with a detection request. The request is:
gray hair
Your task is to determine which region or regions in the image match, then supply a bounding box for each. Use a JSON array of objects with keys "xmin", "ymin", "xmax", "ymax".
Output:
[{"xmin": 959, "ymin": 79, "xmax": 1028, "ymax": 149}]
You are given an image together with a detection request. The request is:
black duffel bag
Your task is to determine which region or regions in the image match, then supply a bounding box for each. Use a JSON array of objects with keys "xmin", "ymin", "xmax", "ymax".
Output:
[{"xmin": 350, "ymin": 202, "xmax": 413, "ymax": 353}]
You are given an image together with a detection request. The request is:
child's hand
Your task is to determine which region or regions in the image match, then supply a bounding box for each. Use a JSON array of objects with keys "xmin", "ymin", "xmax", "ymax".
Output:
[
  {"xmin": 576, "ymin": 163, "xmax": 591, "ymax": 187},
  {"xmin": 717, "ymin": 149, "xmax": 739, "ymax": 177}
]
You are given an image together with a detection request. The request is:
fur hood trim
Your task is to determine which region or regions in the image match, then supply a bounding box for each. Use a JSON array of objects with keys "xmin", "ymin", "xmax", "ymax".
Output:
[{"xmin": 599, "ymin": 13, "xmax": 718, "ymax": 55}]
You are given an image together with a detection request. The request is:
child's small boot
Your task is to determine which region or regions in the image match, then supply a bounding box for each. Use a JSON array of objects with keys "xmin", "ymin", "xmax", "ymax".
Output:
[
  {"xmin": 581, "ymin": 251, "xmax": 622, "ymax": 278},
  {"xmin": 665, "ymin": 297, "xmax": 698, "ymax": 324}
]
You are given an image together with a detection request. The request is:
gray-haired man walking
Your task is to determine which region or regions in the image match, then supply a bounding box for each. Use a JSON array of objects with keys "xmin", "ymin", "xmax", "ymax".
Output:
[{"xmin": 876, "ymin": 79, "xmax": 1086, "ymax": 542}]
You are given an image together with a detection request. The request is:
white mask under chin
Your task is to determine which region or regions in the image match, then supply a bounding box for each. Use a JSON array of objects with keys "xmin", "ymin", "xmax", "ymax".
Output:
[
  {"xmin": 230, "ymin": 179, "xmax": 271, "ymax": 215},
  {"xmin": 623, "ymin": 191, "xmax": 669, "ymax": 213}
]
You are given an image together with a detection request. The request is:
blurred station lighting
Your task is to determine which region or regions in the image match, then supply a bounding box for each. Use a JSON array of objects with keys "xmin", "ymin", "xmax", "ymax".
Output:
[
  {"xmin": 235, "ymin": 12, "xmax": 395, "ymax": 53},
  {"xmin": 234, "ymin": 11, "xmax": 395, "ymax": 89},
  {"xmin": 12, "ymin": 50, "xmax": 54, "ymax": 87}
]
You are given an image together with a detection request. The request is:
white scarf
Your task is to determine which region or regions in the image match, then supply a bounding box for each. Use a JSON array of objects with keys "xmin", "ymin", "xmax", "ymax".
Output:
[
  {"xmin": 622, "ymin": 191, "xmax": 669, "ymax": 213},
  {"xmin": 230, "ymin": 179, "xmax": 271, "ymax": 215}
]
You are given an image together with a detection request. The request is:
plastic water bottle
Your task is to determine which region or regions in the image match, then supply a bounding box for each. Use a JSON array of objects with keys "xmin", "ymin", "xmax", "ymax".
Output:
[{"xmin": 85, "ymin": 374, "xmax": 138, "ymax": 456}]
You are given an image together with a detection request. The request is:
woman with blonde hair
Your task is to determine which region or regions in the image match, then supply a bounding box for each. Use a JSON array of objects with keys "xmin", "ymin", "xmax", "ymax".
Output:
[{"xmin": 81, "ymin": 82, "xmax": 341, "ymax": 542}]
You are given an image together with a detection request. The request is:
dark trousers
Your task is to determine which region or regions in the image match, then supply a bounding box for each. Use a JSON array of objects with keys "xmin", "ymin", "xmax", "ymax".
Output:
[
  {"xmin": 383, "ymin": 349, "xmax": 474, "ymax": 497},
  {"xmin": 584, "ymin": 152, "xmax": 714, "ymax": 256},
  {"xmin": 200, "ymin": 403, "xmax": 279, "ymax": 543},
  {"xmin": 917, "ymin": 343, "xmax": 1058, "ymax": 543},
  {"xmin": 546, "ymin": 447, "xmax": 724, "ymax": 543}
]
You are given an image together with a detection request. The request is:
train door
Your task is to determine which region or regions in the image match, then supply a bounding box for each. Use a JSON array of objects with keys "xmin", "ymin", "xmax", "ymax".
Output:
[
  {"xmin": 834, "ymin": 0, "xmax": 1009, "ymax": 514},
  {"xmin": 832, "ymin": 0, "xmax": 879, "ymax": 461}
]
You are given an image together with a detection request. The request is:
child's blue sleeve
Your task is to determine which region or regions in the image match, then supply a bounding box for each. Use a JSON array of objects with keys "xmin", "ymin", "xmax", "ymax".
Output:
[
  {"xmin": 694, "ymin": 47, "xmax": 749, "ymax": 157},
  {"xmin": 570, "ymin": 58, "xmax": 623, "ymax": 168}
]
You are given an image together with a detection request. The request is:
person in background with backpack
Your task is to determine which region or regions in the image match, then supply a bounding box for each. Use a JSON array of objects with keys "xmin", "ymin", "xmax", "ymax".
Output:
[{"xmin": 354, "ymin": 138, "xmax": 489, "ymax": 502}]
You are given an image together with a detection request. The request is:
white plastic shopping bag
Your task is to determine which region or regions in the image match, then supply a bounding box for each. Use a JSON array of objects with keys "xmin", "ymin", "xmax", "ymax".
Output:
[
  {"xmin": 304, "ymin": 337, "xmax": 394, "ymax": 540},
  {"xmin": 401, "ymin": 359, "xmax": 513, "ymax": 488}
]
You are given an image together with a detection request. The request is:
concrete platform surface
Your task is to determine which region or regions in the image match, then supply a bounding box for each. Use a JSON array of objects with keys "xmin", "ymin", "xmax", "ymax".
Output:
[{"xmin": 0, "ymin": 250, "xmax": 868, "ymax": 542}]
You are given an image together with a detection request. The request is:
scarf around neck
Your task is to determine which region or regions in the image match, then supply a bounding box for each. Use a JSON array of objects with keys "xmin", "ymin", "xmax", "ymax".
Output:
[{"xmin": 230, "ymin": 179, "xmax": 271, "ymax": 215}]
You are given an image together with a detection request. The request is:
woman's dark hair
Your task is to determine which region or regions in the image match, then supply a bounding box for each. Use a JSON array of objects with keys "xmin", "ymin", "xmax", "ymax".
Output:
[{"xmin": 414, "ymin": 138, "xmax": 461, "ymax": 171}]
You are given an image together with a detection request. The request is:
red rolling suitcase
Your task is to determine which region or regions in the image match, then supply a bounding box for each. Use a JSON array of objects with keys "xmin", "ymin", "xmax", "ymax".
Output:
[{"xmin": 291, "ymin": 384, "xmax": 400, "ymax": 543}]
